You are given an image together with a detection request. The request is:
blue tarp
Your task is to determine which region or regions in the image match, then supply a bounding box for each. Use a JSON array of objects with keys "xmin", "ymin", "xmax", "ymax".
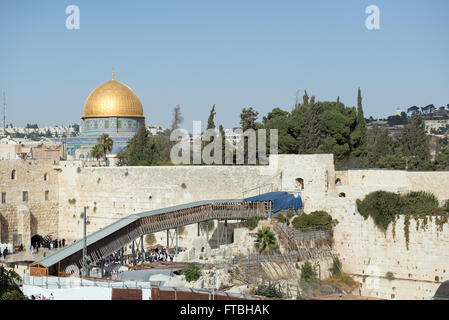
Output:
[{"xmin": 244, "ymin": 191, "xmax": 303, "ymax": 213}]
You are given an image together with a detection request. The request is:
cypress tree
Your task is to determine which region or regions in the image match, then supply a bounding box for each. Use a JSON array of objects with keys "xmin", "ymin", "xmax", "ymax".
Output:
[
  {"xmin": 302, "ymin": 90, "xmax": 309, "ymax": 106},
  {"xmin": 350, "ymin": 88, "xmax": 367, "ymax": 157},
  {"xmin": 125, "ymin": 125, "xmax": 160, "ymax": 166},
  {"xmin": 207, "ymin": 105, "xmax": 216, "ymax": 129},
  {"xmin": 401, "ymin": 115, "xmax": 430, "ymax": 163}
]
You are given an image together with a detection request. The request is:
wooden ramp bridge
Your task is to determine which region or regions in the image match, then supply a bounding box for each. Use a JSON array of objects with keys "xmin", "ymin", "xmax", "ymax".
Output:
[{"xmin": 30, "ymin": 199, "xmax": 272, "ymax": 277}]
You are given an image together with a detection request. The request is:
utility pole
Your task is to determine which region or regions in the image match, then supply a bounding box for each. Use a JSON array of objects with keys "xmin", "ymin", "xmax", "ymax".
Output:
[
  {"xmin": 2, "ymin": 91, "xmax": 6, "ymax": 130},
  {"xmin": 82, "ymin": 206, "xmax": 87, "ymax": 279}
]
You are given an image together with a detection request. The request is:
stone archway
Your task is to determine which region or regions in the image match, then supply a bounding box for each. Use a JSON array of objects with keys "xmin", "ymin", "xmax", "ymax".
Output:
[{"xmin": 295, "ymin": 178, "xmax": 304, "ymax": 190}]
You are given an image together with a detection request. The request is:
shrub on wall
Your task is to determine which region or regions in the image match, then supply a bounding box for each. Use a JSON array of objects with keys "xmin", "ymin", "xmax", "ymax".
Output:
[
  {"xmin": 291, "ymin": 211, "xmax": 335, "ymax": 231},
  {"xmin": 356, "ymin": 191, "xmax": 402, "ymax": 231},
  {"xmin": 356, "ymin": 190, "xmax": 449, "ymax": 249},
  {"xmin": 254, "ymin": 282, "xmax": 283, "ymax": 298},
  {"xmin": 182, "ymin": 264, "xmax": 201, "ymax": 282},
  {"xmin": 244, "ymin": 216, "xmax": 260, "ymax": 230},
  {"xmin": 300, "ymin": 261, "xmax": 318, "ymax": 282}
]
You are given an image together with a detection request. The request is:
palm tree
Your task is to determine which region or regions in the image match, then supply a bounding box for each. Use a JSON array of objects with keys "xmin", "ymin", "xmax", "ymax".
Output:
[
  {"xmin": 97, "ymin": 133, "xmax": 114, "ymax": 161},
  {"xmin": 91, "ymin": 144, "xmax": 103, "ymax": 161},
  {"xmin": 254, "ymin": 227, "xmax": 277, "ymax": 254}
]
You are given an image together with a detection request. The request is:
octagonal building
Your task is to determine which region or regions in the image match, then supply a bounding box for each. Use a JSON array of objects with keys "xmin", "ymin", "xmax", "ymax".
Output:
[{"xmin": 61, "ymin": 74, "xmax": 145, "ymax": 160}]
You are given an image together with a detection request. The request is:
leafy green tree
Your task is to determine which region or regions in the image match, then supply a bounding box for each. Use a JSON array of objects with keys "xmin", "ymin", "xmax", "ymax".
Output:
[
  {"xmin": 366, "ymin": 125, "xmax": 401, "ymax": 166},
  {"xmin": 401, "ymin": 115, "xmax": 431, "ymax": 168},
  {"xmin": 121, "ymin": 125, "xmax": 161, "ymax": 166},
  {"xmin": 254, "ymin": 226, "xmax": 277, "ymax": 254},
  {"xmin": 263, "ymin": 108, "xmax": 297, "ymax": 154},
  {"xmin": 376, "ymin": 154, "xmax": 406, "ymax": 169},
  {"xmin": 0, "ymin": 267, "xmax": 27, "ymax": 300},
  {"xmin": 240, "ymin": 107, "xmax": 261, "ymax": 131},
  {"xmin": 434, "ymin": 147, "xmax": 449, "ymax": 170}
]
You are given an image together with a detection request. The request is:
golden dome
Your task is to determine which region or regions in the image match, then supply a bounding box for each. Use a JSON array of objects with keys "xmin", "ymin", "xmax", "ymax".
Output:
[{"xmin": 82, "ymin": 79, "xmax": 144, "ymax": 119}]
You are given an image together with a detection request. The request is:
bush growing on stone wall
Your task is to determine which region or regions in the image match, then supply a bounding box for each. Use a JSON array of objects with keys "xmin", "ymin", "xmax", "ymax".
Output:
[
  {"xmin": 356, "ymin": 190, "xmax": 448, "ymax": 234},
  {"xmin": 291, "ymin": 211, "xmax": 335, "ymax": 231},
  {"xmin": 300, "ymin": 261, "xmax": 318, "ymax": 282},
  {"xmin": 254, "ymin": 281, "xmax": 283, "ymax": 298},
  {"xmin": 329, "ymin": 257, "xmax": 342, "ymax": 276},
  {"xmin": 402, "ymin": 191, "xmax": 439, "ymax": 208},
  {"xmin": 68, "ymin": 198, "xmax": 76, "ymax": 205},
  {"xmin": 244, "ymin": 216, "xmax": 260, "ymax": 230},
  {"xmin": 356, "ymin": 191, "xmax": 402, "ymax": 231},
  {"xmin": 386, "ymin": 272, "xmax": 395, "ymax": 281},
  {"xmin": 182, "ymin": 264, "xmax": 201, "ymax": 282}
]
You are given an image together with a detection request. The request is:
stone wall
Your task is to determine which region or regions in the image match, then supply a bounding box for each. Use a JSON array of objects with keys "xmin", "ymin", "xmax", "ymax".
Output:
[
  {"xmin": 55, "ymin": 154, "xmax": 335, "ymax": 241},
  {"xmin": 0, "ymin": 160, "xmax": 59, "ymax": 243},
  {"xmin": 335, "ymin": 170, "xmax": 449, "ymax": 203},
  {"xmin": 325, "ymin": 197, "xmax": 449, "ymax": 300},
  {"xmin": 2, "ymin": 155, "xmax": 449, "ymax": 300}
]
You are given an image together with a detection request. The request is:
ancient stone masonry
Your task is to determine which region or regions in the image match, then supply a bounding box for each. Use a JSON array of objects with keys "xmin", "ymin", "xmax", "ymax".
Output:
[
  {"xmin": 0, "ymin": 160, "xmax": 59, "ymax": 243},
  {"xmin": 2, "ymin": 154, "xmax": 449, "ymax": 299}
]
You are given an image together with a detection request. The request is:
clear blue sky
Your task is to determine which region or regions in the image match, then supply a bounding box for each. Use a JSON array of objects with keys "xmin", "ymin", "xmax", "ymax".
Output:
[{"xmin": 0, "ymin": 0, "xmax": 448, "ymax": 130}]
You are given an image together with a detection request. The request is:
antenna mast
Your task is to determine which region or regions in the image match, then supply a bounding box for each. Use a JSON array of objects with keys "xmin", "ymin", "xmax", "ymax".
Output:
[{"xmin": 2, "ymin": 91, "xmax": 6, "ymax": 130}]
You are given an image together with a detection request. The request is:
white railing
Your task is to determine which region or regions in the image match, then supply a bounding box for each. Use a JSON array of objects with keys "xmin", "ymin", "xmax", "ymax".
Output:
[{"xmin": 23, "ymin": 274, "xmax": 155, "ymax": 290}]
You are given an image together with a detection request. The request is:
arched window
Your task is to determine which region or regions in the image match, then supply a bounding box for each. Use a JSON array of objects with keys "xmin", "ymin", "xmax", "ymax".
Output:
[
  {"xmin": 11, "ymin": 169, "xmax": 16, "ymax": 180},
  {"xmin": 295, "ymin": 178, "xmax": 304, "ymax": 190},
  {"xmin": 339, "ymin": 192, "xmax": 346, "ymax": 198},
  {"xmin": 335, "ymin": 178, "xmax": 342, "ymax": 186},
  {"xmin": 44, "ymin": 173, "xmax": 49, "ymax": 181}
]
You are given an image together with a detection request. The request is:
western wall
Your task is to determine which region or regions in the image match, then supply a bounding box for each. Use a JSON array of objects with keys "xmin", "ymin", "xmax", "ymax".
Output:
[
  {"xmin": 0, "ymin": 160, "xmax": 59, "ymax": 246},
  {"xmin": 1, "ymin": 154, "xmax": 449, "ymax": 299}
]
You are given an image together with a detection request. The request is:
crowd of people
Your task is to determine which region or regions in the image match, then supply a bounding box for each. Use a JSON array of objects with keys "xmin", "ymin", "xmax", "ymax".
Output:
[
  {"xmin": 29, "ymin": 293, "xmax": 54, "ymax": 300},
  {"xmin": 30, "ymin": 238, "xmax": 67, "ymax": 255},
  {"xmin": 97, "ymin": 246, "xmax": 184, "ymax": 269}
]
